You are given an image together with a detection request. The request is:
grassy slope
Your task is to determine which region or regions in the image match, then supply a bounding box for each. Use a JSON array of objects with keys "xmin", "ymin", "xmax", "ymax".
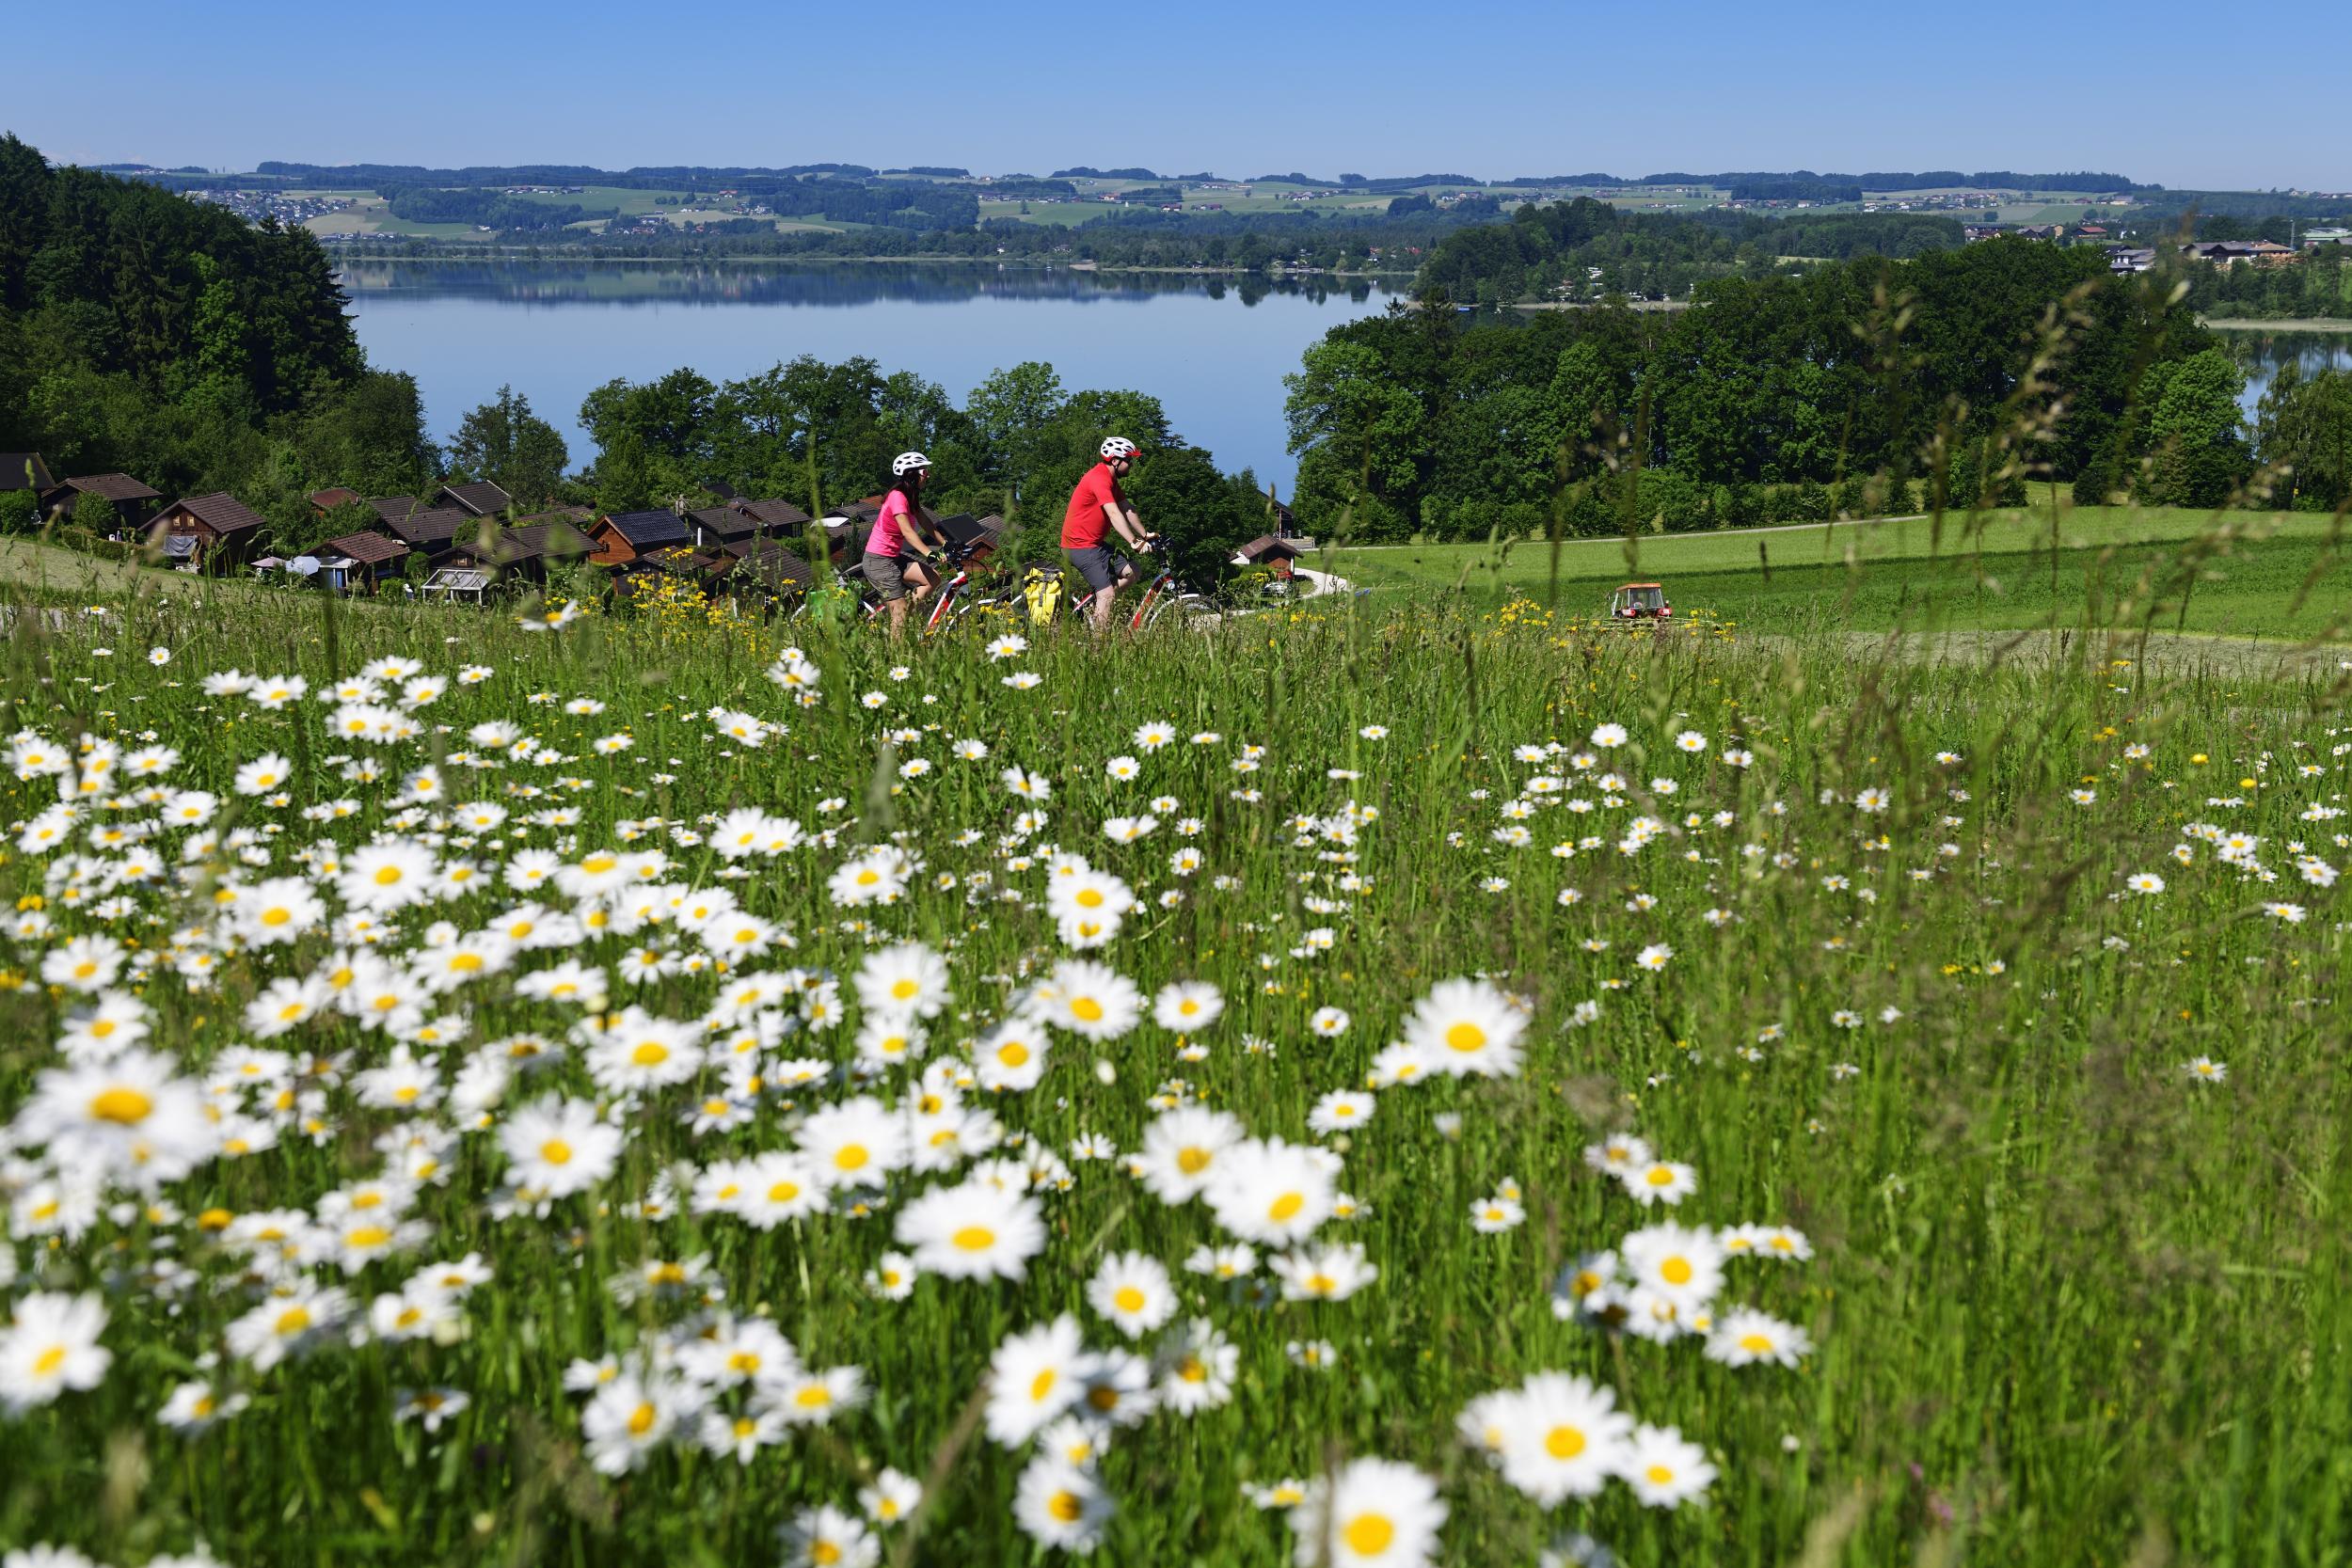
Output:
[
  {"xmin": 1327, "ymin": 499, "xmax": 2350, "ymax": 641},
  {"xmin": 1, "ymin": 590, "xmax": 2348, "ymax": 1565}
]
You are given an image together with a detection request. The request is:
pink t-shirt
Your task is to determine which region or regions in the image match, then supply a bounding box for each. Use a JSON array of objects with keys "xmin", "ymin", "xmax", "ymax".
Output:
[{"xmin": 865, "ymin": 490, "xmax": 915, "ymax": 558}]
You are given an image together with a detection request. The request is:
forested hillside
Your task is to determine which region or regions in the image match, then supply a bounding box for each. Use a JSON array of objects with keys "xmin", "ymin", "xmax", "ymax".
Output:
[
  {"xmin": 0, "ymin": 134, "xmax": 438, "ymax": 540},
  {"xmin": 1287, "ymin": 239, "xmax": 2238, "ymax": 539}
]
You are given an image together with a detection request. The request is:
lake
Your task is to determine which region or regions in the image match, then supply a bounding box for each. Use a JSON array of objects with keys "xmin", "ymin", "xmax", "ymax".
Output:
[
  {"xmin": 2217, "ymin": 325, "xmax": 2352, "ymax": 420},
  {"xmin": 337, "ymin": 261, "xmax": 1405, "ymax": 498}
]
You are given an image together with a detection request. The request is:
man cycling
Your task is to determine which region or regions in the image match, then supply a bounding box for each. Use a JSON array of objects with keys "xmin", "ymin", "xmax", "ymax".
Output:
[{"xmin": 1061, "ymin": 436, "xmax": 1158, "ymax": 630}]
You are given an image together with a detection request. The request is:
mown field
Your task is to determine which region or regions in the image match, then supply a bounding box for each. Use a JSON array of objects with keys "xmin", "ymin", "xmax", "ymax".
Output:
[
  {"xmin": 1331, "ymin": 498, "xmax": 2350, "ymax": 642},
  {"xmin": 0, "ymin": 562, "xmax": 2347, "ymax": 1567}
]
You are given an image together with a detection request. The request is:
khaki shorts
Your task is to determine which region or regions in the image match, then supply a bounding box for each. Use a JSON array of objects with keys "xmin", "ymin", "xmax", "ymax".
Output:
[{"xmin": 863, "ymin": 552, "xmax": 916, "ymax": 602}]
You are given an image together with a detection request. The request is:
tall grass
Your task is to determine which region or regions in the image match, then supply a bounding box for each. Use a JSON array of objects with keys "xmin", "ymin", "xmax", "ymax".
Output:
[{"xmin": 0, "ymin": 559, "xmax": 2346, "ymax": 1567}]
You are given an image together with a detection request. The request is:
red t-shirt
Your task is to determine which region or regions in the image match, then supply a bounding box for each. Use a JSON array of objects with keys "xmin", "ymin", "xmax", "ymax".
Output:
[{"xmin": 1060, "ymin": 463, "xmax": 1125, "ymax": 549}]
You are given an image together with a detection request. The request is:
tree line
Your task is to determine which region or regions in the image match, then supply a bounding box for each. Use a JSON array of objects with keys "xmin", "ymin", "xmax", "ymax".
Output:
[
  {"xmin": 1281, "ymin": 237, "xmax": 2285, "ymax": 542},
  {"xmin": 334, "ymin": 202, "xmax": 1511, "ymax": 274},
  {"xmin": 0, "ymin": 134, "xmax": 442, "ymax": 549},
  {"xmin": 1416, "ymin": 198, "xmax": 1967, "ymax": 303},
  {"xmin": 2186, "ymin": 245, "xmax": 2352, "ymax": 320},
  {"xmin": 573, "ymin": 356, "xmax": 1274, "ymax": 588}
]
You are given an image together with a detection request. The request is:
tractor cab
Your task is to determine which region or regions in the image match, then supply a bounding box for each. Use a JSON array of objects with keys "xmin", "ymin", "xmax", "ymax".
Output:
[{"xmin": 1610, "ymin": 581, "xmax": 1671, "ymax": 622}]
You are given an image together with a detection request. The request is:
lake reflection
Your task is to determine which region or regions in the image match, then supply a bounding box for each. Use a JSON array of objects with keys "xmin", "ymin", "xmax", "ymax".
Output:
[
  {"xmin": 338, "ymin": 261, "xmax": 1401, "ymax": 495},
  {"xmin": 2217, "ymin": 327, "xmax": 2352, "ymax": 419}
]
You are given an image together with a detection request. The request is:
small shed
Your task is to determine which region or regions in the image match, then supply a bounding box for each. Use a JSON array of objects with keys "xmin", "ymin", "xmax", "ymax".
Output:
[
  {"xmin": 1233, "ymin": 534, "xmax": 1305, "ymax": 578},
  {"xmin": 321, "ymin": 531, "xmax": 414, "ymax": 592},
  {"xmin": 422, "ymin": 565, "xmax": 493, "ymax": 605},
  {"xmin": 382, "ymin": 506, "xmax": 473, "ymax": 563},
  {"xmin": 716, "ymin": 540, "xmax": 818, "ymax": 603},
  {"xmin": 459, "ymin": 518, "xmax": 596, "ymax": 584},
  {"xmin": 686, "ymin": 506, "xmax": 757, "ymax": 550},
  {"xmin": 731, "ymin": 498, "xmax": 814, "ymax": 536},
  {"xmin": 40, "ymin": 473, "xmax": 165, "ymax": 533},
  {"xmin": 592, "ymin": 509, "xmax": 692, "ymax": 565},
  {"xmin": 147, "ymin": 492, "xmax": 270, "ymax": 574},
  {"xmin": 818, "ymin": 501, "xmax": 880, "ymax": 564},
  {"xmin": 934, "ymin": 512, "xmax": 1008, "ymax": 564},
  {"xmin": 309, "ymin": 486, "xmax": 364, "ymax": 514}
]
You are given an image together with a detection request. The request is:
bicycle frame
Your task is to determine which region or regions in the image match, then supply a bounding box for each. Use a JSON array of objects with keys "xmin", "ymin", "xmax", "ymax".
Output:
[
  {"xmin": 1127, "ymin": 562, "xmax": 1180, "ymax": 630},
  {"xmin": 922, "ymin": 561, "xmax": 974, "ymax": 633}
]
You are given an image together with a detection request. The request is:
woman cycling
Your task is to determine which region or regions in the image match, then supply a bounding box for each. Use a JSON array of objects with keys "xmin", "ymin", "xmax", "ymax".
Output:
[{"xmin": 863, "ymin": 451, "xmax": 948, "ymax": 638}]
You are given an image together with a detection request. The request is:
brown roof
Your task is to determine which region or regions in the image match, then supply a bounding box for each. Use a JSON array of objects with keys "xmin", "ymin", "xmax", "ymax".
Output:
[
  {"xmin": 689, "ymin": 505, "xmax": 752, "ymax": 537},
  {"xmin": 437, "ymin": 480, "xmax": 513, "ymax": 516},
  {"xmin": 323, "ymin": 531, "xmax": 412, "ymax": 565},
  {"xmin": 50, "ymin": 473, "xmax": 162, "ymax": 505},
  {"xmin": 460, "ymin": 518, "xmax": 596, "ymax": 566},
  {"xmin": 722, "ymin": 541, "xmax": 817, "ymax": 593},
  {"xmin": 733, "ymin": 499, "xmax": 812, "ymax": 529},
  {"xmin": 384, "ymin": 507, "xmax": 472, "ymax": 546},
  {"xmin": 1235, "ymin": 533, "xmax": 1303, "ymax": 562},
  {"xmin": 165, "ymin": 492, "xmax": 268, "ymax": 536},
  {"xmin": 310, "ymin": 486, "xmax": 364, "ymax": 511}
]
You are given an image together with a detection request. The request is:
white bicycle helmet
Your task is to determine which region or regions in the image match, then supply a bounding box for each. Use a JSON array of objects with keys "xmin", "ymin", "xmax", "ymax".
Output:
[
  {"xmin": 892, "ymin": 451, "xmax": 932, "ymax": 477},
  {"xmin": 1100, "ymin": 436, "xmax": 1138, "ymax": 461}
]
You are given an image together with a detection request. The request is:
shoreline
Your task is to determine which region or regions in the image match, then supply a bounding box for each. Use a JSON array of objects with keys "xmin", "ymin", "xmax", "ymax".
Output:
[
  {"xmin": 2199, "ymin": 317, "xmax": 2352, "ymax": 333},
  {"xmin": 323, "ymin": 249, "xmax": 1417, "ymax": 282}
]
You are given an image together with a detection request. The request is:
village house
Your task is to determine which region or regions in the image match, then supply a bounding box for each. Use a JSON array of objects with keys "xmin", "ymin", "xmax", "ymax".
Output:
[
  {"xmin": 319, "ymin": 531, "xmax": 415, "ymax": 593},
  {"xmin": 456, "ymin": 518, "xmax": 595, "ymax": 584},
  {"xmin": 729, "ymin": 498, "xmax": 815, "ymax": 541},
  {"xmin": 146, "ymin": 492, "xmax": 270, "ymax": 574},
  {"xmin": 2182, "ymin": 239, "xmax": 2298, "ymax": 266},
  {"xmin": 308, "ymin": 486, "xmax": 364, "ymax": 514},
  {"xmin": 379, "ymin": 505, "xmax": 474, "ymax": 565},
  {"xmin": 1233, "ymin": 534, "xmax": 1305, "ymax": 578},
  {"xmin": 589, "ymin": 508, "xmax": 692, "ymax": 566},
  {"xmin": 435, "ymin": 479, "xmax": 514, "ymax": 517},
  {"xmin": 39, "ymin": 473, "xmax": 164, "ymax": 533},
  {"xmin": 685, "ymin": 506, "xmax": 765, "ymax": 551},
  {"xmin": 711, "ymin": 539, "xmax": 818, "ymax": 600}
]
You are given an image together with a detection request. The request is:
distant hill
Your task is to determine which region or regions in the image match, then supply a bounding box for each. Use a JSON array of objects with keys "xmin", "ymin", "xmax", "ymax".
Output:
[{"xmin": 1502, "ymin": 169, "xmax": 2148, "ymax": 193}]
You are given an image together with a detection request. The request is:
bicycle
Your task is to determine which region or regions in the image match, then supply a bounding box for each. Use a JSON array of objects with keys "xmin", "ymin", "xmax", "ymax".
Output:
[
  {"xmin": 918, "ymin": 539, "xmax": 998, "ymax": 636},
  {"xmin": 1127, "ymin": 541, "xmax": 1220, "ymax": 631}
]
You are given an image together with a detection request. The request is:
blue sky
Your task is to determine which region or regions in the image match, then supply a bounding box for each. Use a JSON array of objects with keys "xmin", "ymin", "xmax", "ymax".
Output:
[{"xmin": 10, "ymin": 0, "xmax": 2345, "ymax": 190}]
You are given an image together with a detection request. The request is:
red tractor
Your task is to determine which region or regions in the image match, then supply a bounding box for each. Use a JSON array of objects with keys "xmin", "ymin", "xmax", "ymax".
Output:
[{"xmin": 1607, "ymin": 581, "xmax": 1673, "ymax": 626}]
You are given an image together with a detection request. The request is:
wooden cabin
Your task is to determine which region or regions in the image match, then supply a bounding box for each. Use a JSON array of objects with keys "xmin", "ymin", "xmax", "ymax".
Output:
[
  {"xmin": 590, "ymin": 509, "xmax": 691, "ymax": 566},
  {"xmin": 320, "ymin": 531, "xmax": 415, "ymax": 592},
  {"xmin": 457, "ymin": 518, "xmax": 596, "ymax": 584},
  {"xmin": 40, "ymin": 473, "xmax": 164, "ymax": 533},
  {"xmin": 147, "ymin": 493, "xmax": 270, "ymax": 574}
]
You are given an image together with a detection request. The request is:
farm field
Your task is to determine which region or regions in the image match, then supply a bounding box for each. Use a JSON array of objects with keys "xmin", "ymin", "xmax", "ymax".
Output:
[
  {"xmin": 1327, "ymin": 499, "xmax": 2350, "ymax": 642},
  {"xmin": 0, "ymin": 566, "xmax": 2347, "ymax": 1568},
  {"xmin": 294, "ymin": 186, "xmax": 850, "ymax": 241},
  {"xmin": 294, "ymin": 193, "xmax": 490, "ymax": 242}
]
